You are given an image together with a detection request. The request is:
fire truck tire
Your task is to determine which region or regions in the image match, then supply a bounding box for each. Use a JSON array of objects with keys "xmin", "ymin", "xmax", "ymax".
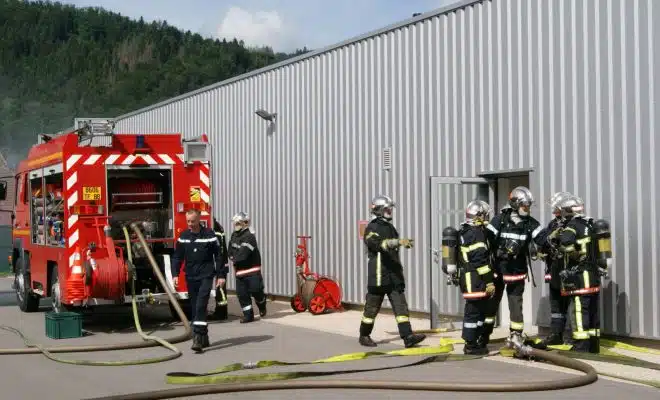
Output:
[{"xmin": 14, "ymin": 258, "xmax": 40, "ymax": 313}]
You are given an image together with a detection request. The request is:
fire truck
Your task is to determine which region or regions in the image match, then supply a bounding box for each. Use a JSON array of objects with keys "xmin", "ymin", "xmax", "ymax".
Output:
[{"xmin": 0, "ymin": 118, "xmax": 215, "ymax": 318}]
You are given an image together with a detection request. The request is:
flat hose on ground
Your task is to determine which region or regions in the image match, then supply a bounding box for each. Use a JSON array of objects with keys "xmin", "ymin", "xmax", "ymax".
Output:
[
  {"xmin": 86, "ymin": 345, "xmax": 598, "ymax": 400},
  {"xmin": 0, "ymin": 223, "xmax": 191, "ymax": 362}
]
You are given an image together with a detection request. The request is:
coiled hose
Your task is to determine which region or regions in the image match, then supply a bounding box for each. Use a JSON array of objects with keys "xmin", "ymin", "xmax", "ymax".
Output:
[{"xmin": 0, "ymin": 223, "xmax": 191, "ymax": 364}]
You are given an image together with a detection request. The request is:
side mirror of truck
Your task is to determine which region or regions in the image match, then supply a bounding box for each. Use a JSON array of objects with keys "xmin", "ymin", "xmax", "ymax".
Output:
[{"xmin": 0, "ymin": 181, "xmax": 7, "ymax": 201}]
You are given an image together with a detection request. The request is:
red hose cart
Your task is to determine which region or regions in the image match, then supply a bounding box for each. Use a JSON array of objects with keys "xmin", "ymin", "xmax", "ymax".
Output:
[{"xmin": 290, "ymin": 235, "xmax": 344, "ymax": 315}]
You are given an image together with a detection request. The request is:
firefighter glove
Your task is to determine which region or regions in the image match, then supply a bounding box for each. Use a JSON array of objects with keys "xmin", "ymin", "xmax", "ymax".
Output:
[
  {"xmin": 598, "ymin": 267, "xmax": 609, "ymax": 279},
  {"xmin": 485, "ymin": 282, "xmax": 496, "ymax": 297},
  {"xmin": 399, "ymin": 238, "xmax": 414, "ymax": 249},
  {"xmin": 383, "ymin": 239, "xmax": 400, "ymax": 249}
]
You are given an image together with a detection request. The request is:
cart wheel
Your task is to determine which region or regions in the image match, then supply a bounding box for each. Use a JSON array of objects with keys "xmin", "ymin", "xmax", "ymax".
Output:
[
  {"xmin": 290, "ymin": 294, "xmax": 306, "ymax": 312},
  {"xmin": 308, "ymin": 295, "xmax": 326, "ymax": 315}
]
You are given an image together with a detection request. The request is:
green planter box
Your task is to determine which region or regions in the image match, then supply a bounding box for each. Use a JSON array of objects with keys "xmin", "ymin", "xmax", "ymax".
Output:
[{"xmin": 45, "ymin": 311, "xmax": 83, "ymax": 339}]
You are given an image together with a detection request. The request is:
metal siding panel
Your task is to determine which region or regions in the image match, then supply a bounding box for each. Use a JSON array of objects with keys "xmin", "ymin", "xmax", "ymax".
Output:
[{"xmin": 113, "ymin": 0, "xmax": 660, "ymax": 339}]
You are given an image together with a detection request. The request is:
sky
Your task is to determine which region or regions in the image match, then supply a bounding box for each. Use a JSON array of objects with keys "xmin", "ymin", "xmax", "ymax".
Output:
[{"xmin": 59, "ymin": 0, "xmax": 459, "ymax": 53}]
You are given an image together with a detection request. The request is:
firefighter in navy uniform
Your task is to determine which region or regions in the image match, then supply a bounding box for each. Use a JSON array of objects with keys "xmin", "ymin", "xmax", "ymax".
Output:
[
  {"xmin": 484, "ymin": 186, "xmax": 545, "ymax": 347},
  {"xmin": 443, "ymin": 200, "xmax": 497, "ymax": 355},
  {"xmin": 171, "ymin": 209, "xmax": 225, "ymax": 352},
  {"xmin": 228, "ymin": 212, "xmax": 267, "ymax": 323},
  {"xmin": 211, "ymin": 218, "xmax": 229, "ymax": 320},
  {"xmin": 534, "ymin": 191, "xmax": 573, "ymax": 347},
  {"xmin": 358, "ymin": 195, "xmax": 426, "ymax": 348},
  {"xmin": 556, "ymin": 195, "xmax": 612, "ymax": 354}
]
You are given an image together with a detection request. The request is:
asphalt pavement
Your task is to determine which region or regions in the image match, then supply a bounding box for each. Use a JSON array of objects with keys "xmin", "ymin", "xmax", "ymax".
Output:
[{"xmin": 0, "ymin": 277, "xmax": 657, "ymax": 400}]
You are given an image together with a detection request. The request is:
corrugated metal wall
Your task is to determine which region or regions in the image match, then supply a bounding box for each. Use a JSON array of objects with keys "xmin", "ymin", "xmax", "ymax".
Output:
[{"xmin": 114, "ymin": 0, "xmax": 660, "ymax": 340}]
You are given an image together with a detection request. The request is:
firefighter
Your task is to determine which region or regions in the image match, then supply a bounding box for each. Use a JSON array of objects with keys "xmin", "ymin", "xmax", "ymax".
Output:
[
  {"xmin": 358, "ymin": 195, "xmax": 426, "ymax": 348},
  {"xmin": 452, "ymin": 200, "xmax": 496, "ymax": 355},
  {"xmin": 171, "ymin": 209, "xmax": 225, "ymax": 352},
  {"xmin": 228, "ymin": 212, "xmax": 267, "ymax": 323},
  {"xmin": 534, "ymin": 191, "xmax": 573, "ymax": 348},
  {"xmin": 556, "ymin": 195, "xmax": 611, "ymax": 353},
  {"xmin": 485, "ymin": 186, "xmax": 545, "ymax": 347},
  {"xmin": 211, "ymin": 218, "xmax": 229, "ymax": 320}
]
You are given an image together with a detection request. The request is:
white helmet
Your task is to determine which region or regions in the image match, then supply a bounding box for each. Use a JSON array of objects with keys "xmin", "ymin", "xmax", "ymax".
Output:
[
  {"xmin": 509, "ymin": 186, "xmax": 534, "ymax": 216},
  {"xmin": 548, "ymin": 191, "xmax": 572, "ymax": 216},
  {"xmin": 370, "ymin": 195, "xmax": 396, "ymax": 220},
  {"xmin": 231, "ymin": 212, "xmax": 250, "ymax": 231},
  {"xmin": 465, "ymin": 200, "xmax": 491, "ymax": 225},
  {"xmin": 557, "ymin": 196, "xmax": 583, "ymax": 220}
]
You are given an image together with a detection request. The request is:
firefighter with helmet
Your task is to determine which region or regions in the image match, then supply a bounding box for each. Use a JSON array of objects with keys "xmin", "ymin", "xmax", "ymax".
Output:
[
  {"xmin": 227, "ymin": 212, "xmax": 268, "ymax": 323},
  {"xmin": 485, "ymin": 186, "xmax": 545, "ymax": 348},
  {"xmin": 534, "ymin": 191, "xmax": 574, "ymax": 348},
  {"xmin": 211, "ymin": 218, "xmax": 229, "ymax": 320},
  {"xmin": 444, "ymin": 199, "xmax": 497, "ymax": 354},
  {"xmin": 171, "ymin": 209, "xmax": 225, "ymax": 353},
  {"xmin": 358, "ymin": 195, "xmax": 426, "ymax": 348},
  {"xmin": 556, "ymin": 195, "xmax": 611, "ymax": 353}
]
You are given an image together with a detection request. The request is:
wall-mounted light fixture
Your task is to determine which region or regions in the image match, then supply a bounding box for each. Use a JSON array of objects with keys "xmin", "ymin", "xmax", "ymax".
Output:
[{"xmin": 255, "ymin": 108, "xmax": 277, "ymax": 136}]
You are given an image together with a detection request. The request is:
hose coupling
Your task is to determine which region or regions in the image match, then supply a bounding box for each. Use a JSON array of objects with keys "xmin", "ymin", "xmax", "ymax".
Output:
[{"xmin": 243, "ymin": 362, "xmax": 257, "ymax": 369}]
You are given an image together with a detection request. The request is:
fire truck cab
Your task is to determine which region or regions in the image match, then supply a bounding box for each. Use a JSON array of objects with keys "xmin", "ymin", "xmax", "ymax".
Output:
[{"xmin": 0, "ymin": 118, "xmax": 216, "ymax": 318}]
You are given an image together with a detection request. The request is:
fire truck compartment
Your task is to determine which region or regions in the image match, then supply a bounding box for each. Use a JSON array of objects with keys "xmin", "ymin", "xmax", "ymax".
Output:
[{"xmin": 106, "ymin": 167, "xmax": 175, "ymax": 296}]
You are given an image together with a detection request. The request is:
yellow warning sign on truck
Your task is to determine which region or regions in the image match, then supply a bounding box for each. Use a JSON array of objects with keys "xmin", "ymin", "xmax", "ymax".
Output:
[
  {"xmin": 82, "ymin": 186, "xmax": 101, "ymax": 201},
  {"xmin": 189, "ymin": 187, "xmax": 201, "ymax": 202}
]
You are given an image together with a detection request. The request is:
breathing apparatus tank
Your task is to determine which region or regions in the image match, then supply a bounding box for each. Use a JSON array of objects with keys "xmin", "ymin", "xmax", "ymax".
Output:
[
  {"xmin": 441, "ymin": 227, "xmax": 459, "ymax": 285},
  {"xmin": 593, "ymin": 219, "xmax": 613, "ymax": 270}
]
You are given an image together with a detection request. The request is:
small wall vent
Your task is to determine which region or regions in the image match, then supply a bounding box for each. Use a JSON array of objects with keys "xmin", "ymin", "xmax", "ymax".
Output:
[{"xmin": 382, "ymin": 147, "xmax": 392, "ymax": 171}]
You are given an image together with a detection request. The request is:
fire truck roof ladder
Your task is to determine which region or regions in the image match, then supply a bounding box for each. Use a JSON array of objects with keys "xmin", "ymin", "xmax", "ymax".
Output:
[{"xmin": 73, "ymin": 118, "xmax": 115, "ymax": 148}]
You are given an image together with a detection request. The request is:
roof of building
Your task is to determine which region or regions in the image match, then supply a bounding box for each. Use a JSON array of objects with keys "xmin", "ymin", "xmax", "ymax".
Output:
[{"xmin": 114, "ymin": 0, "xmax": 482, "ymax": 121}]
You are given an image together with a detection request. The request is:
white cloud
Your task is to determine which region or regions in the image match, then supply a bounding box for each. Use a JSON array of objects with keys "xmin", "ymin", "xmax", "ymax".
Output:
[{"xmin": 216, "ymin": 6, "xmax": 288, "ymax": 50}]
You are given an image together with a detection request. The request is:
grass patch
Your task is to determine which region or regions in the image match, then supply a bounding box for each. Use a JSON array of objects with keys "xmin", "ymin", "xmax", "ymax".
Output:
[{"xmin": 0, "ymin": 271, "xmax": 12, "ymax": 277}]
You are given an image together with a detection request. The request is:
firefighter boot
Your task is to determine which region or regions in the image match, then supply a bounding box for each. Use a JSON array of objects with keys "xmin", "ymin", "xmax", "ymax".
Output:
[
  {"xmin": 533, "ymin": 332, "xmax": 563, "ymax": 350},
  {"xmin": 359, "ymin": 336, "xmax": 377, "ymax": 347},
  {"xmin": 201, "ymin": 334, "xmax": 210, "ymax": 349},
  {"xmin": 240, "ymin": 308, "xmax": 255, "ymax": 324},
  {"xmin": 404, "ymin": 333, "xmax": 426, "ymax": 348},
  {"xmin": 476, "ymin": 334, "xmax": 490, "ymax": 351},
  {"xmin": 191, "ymin": 334, "xmax": 203, "ymax": 353},
  {"xmin": 257, "ymin": 298, "xmax": 267, "ymax": 318},
  {"xmin": 589, "ymin": 337, "xmax": 600, "ymax": 354},
  {"xmin": 464, "ymin": 341, "xmax": 489, "ymax": 355}
]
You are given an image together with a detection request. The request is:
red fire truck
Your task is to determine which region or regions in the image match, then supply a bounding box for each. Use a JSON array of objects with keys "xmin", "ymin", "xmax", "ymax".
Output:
[{"xmin": 0, "ymin": 119, "xmax": 215, "ymax": 318}]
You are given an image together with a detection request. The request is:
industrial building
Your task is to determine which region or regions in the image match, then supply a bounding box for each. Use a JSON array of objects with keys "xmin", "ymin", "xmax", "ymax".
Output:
[{"xmin": 113, "ymin": 0, "xmax": 660, "ymax": 340}]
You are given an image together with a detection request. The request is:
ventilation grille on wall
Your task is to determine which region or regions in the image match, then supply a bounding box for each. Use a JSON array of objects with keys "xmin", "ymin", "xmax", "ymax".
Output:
[{"xmin": 382, "ymin": 147, "xmax": 392, "ymax": 170}]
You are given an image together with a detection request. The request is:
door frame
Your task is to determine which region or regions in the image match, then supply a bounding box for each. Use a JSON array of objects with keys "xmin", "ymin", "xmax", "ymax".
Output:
[{"xmin": 428, "ymin": 176, "xmax": 496, "ymax": 329}]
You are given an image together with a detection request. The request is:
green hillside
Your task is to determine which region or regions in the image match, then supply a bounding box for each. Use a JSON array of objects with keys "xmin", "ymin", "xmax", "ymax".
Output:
[{"xmin": 0, "ymin": 0, "xmax": 308, "ymax": 167}]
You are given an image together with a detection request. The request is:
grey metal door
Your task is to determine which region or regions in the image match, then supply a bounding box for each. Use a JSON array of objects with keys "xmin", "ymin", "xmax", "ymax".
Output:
[{"xmin": 429, "ymin": 176, "xmax": 495, "ymax": 329}]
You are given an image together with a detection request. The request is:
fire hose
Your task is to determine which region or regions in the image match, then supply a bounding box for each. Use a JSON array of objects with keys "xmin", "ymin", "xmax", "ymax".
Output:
[
  {"xmin": 0, "ymin": 224, "xmax": 658, "ymax": 397},
  {"xmin": 0, "ymin": 222, "xmax": 192, "ymax": 365}
]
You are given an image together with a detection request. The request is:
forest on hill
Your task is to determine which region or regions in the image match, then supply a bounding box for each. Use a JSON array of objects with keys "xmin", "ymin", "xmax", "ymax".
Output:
[{"xmin": 0, "ymin": 0, "xmax": 308, "ymax": 166}]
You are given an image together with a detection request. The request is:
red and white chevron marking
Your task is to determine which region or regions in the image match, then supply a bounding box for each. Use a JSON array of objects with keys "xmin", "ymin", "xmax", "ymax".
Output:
[{"xmin": 65, "ymin": 154, "xmax": 82, "ymax": 269}]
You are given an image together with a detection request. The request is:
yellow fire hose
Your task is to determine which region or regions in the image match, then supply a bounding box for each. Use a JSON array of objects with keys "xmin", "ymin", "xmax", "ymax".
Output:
[{"xmin": 0, "ymin": 223, "xmax": 192, "ymax": 365}]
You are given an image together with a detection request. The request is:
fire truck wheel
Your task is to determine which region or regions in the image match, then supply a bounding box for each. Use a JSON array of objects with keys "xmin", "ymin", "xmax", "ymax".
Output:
[
  {"xmin": 14, "ymin": 258, "xmax": 40, "ymax": 313},
  {"xmin": 169, "ymin": 299, "xmax": 191, "ymax": 322}
]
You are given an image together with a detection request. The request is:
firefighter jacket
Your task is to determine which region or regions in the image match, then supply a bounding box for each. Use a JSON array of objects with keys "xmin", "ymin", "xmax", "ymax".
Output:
[
  {"xmin": 486, "ymin": 208, "xmax": 543, "ymax": 282},
  {"xmin": 213, "ymin": 224, "xmax": 230, "ymax": 278},
  {"xmin": 458, "ymin": 223, "xmax": 495, "ymax": 300},
  {"xmin": 171, "ymin": 227, "xmax": 224, "ymax": 281},
  {"xmin": 558, "ymin": 216, "xmax": 601, "ymax": 296},
  {"xmin": 228, "ymin": 228, "xmax": 262, "ymax": 277},
  {"xmin": 536, "ymin": 218, "xmax": 565, "ymax": 289},
  {"xmin": 363, "ymin": 217, "xmax": 406, "ymax": 291}
]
